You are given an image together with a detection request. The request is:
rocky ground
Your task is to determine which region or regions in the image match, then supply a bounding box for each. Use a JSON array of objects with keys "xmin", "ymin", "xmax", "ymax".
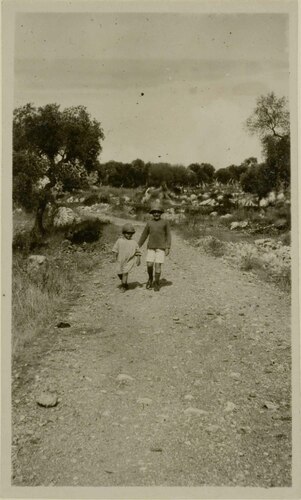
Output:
[{"xmin": 12, "ymin": 217, "xmax": 291, "ymax": 487}]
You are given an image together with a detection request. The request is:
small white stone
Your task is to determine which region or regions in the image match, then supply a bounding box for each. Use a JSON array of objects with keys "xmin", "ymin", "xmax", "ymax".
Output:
[{"xmin": 184, "ymin": 407, "xmax": 208, "ymax": 416}]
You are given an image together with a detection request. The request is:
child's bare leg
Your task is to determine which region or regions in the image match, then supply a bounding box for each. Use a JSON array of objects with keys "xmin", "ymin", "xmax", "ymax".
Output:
[
  {"xmin": 154, "ymin": 263, "xmax": 161, "ymax": 285},
  {"xmin": 146, "ymin": 262, "xmax": 154, "ymax": 289},
  {"xmin": 120, "ymin": 274, "xmax": 129, "ymax": 292},
  {"xmin": 122, "ymin": 273, "xmax": 128, "ymax": 285}
]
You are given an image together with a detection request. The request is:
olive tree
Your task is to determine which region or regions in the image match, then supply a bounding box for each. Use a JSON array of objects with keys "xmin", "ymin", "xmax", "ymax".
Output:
[
  {"xmin": 244, "ymin": 92, "xmax": 290, "ymax": 194},
  {"xmin": 13, "ymin": 103, "xmax": 104, "ymax": 236}
]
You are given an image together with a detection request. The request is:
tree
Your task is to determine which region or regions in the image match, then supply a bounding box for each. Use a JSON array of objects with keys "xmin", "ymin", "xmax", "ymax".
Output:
[
  {"xmin": 240, "ymin": 164, "xmax": 271, "ymax": 200},
  {"xmin": 188, "ymin": 163, "xmax": 215, "ymax": 185},
  {"xmin": 245, "ymin": 92, "xmax": 289, "ymax": 139},
  {"xmin": 200, "ymin": 163, "xmax": 215, "ymax": 182},
  {"xmin": 214, "ymin": 167, "xmax": 232, "ymax": 184},
  {"xmin": 13, "ymin": 103, "xmax": 105, "ymax": 236},
  {"xmin": 262, "ymin": 135, "xmax": 290, "ymax": 189},
  {"xmin": 245, "ymin": 92, "xmax": 290, "ymax": 193},
  {"xmin": 129, "ymin": 159, "xmax": 149, "ymax": 187}
]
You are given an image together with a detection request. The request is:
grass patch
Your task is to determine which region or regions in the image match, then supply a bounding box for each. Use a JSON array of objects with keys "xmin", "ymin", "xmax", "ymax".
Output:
[
  {"xmin": 240, "ymin": 253, "xmax": 264, "ymax": 272},
  {"xmin": 12, "ymin": 222, "xmax": 120, "ymax": 357},
  {"xmin": 201, "ymin": 236, "xmax": 226, "ymax": 257}
]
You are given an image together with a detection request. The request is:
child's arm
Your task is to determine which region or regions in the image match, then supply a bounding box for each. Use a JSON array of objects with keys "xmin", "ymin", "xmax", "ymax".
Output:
[
  {"xmin": 111, "ymin": 240, "xmax": 119, "ymax": 262},
  {"xmin": 138, "ymin": 223, "xmax": 150, "ymax": 247},
  {"xmin": 111, "ymin": 250, "xmax": 118, "ymax": 263},
  {"xmin": 135, "ymin": 245, "xmax": 142, "ymax": 266}
]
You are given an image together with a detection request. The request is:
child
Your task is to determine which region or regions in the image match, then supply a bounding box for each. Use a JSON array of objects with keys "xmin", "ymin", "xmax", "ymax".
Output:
[
  {"xmin": 138, "ymin": 202, "xmax": 171, "ymax": 291},
  {"xmin": 112, "ymin": 223, "xmax": 141, "ymax": 291}
]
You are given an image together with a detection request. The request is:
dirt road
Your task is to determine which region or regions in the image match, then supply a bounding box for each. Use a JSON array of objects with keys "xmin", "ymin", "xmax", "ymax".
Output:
[{"xmin": 12, "ymin": 217, "xmax": 291, "ymax": 487}]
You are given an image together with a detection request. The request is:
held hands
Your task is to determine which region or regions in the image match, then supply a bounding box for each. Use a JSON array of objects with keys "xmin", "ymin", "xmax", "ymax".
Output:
[
  {"xmin": 165, "ymin": 248, "xmax": 170, "ymax": 256},
  {"xmin": 111, "ymin": 252, "xmax": 118, "ymax": 263}
]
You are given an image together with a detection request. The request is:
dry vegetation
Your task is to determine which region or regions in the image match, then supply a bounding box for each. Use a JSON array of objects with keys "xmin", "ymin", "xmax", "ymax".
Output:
[{"xmin": 12, "ymin": 216, "xmax": 119, "ymax": 356}]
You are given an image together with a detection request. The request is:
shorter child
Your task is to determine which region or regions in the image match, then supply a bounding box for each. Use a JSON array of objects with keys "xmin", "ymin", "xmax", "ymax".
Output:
[{"xmin": 112, "ymin": 223, "xmax": 141, "ymax": 291}]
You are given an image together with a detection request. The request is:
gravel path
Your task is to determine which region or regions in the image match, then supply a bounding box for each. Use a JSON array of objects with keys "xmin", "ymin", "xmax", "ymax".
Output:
[{"xmin": 12, "ymin": 218, "xmax": 291, "ymax": 487}]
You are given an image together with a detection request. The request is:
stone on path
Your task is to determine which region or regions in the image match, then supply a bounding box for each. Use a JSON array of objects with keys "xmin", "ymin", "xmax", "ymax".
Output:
[
  {"xmin": 116, "ymin": 374, "xmax": 134, "ymax": 384},
  {"xmin": 263, "ymin": 401, "xmax": 278, "ymax": 411},
  {"xmin": 137, "ymin": 397, "xmax": 153, "ymax": 406},
  {"xmin": 225, "ymin": 401, "xmax": 236, "ymax": 412},
  {"xmin": 206, "ymin": 424, "xmax": 220, "ymax": 433},
  {"xmin": 184, "ymin": 407, "xmax": 208, "ymax": 416},
  {"xmin": 56, "ymin": 322, "xmax": 71, "ymax": 328},
  {"xmin": 36, "ymin": 391, "xmax": 58, "ymax": 408}
]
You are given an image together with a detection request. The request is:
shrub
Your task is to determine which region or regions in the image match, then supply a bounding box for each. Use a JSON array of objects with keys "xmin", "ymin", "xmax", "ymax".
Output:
[
  {"xmin": 203, "ymin": 236, "xmax": 226, "ymax": 257},
  {"xmin": 273, "ymin": 265, "xmax": 291, "ymax": 291},
  {"xmin": 240, "ymin": 253, "xmax": 263, "ymax": 271},
  {"xmin": 13, "ymin": 229, "xmax": 46, "ymax": 254},
  {"xmin": 264, "ymin": 204, "xmax": 291, "ymax": 230},
  {"xmin": 280, "ymin": 231, "xmax": 291, "ymax": 246},
  {"xmin": 65, "ymin": 218, "xmax": 106, "ymax": 244},
  {"xmin": 83, "ymin": 193, "xmax": 100, "ymax": 206},
  {"xmin": 98, "ymin": 193, "xmax": 111, "ymax": 204}
]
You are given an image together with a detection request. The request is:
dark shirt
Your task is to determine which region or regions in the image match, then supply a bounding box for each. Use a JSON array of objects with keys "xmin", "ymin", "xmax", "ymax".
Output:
[{"xmin": 138, "ymin": 219, "xmax": 171, "ymax": 250}]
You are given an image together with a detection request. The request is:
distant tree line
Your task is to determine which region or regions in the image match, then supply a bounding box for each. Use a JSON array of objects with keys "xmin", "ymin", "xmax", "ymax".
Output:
[
  {"xmin": 96, "ymin": 160, "xmax": 217, "ymax": 188},
  {"xmin": 12, "ymin": 93, "xmax": 290, "ymax": 237},
  {"xmin": 96, "ymin": 158, "xmax": 254, "ymax": 188}
]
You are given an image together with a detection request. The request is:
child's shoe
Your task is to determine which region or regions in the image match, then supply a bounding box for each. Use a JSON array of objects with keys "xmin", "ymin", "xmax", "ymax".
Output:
[
  {"xmin": 153, "ymin": 281, "xmax": 160, "ymax": 292},
  {"xmin": 146, "ymin": 279, "xmax": 153, "ymax": 289},
  {"xmin": 121, "ymin": 283, "xmax": 129, "ymax": 292}
]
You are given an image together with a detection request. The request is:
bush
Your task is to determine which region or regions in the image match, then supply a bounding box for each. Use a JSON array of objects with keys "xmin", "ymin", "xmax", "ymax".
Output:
[
  {"xmin": 203, "ymin": 236, "xmax": 226, "ymax": 257},
  {"xmin": 98, "ymin": 193, "xmax": 111, "ymax": 203},
  {"xmin": 65, "ymin": 218, "xmax": 106, "ymax": 244},
  {"xmin": 13, "ymin": 229, "xmax": 45, "ymax": 254},
  {"xmin": 280, "ymin": 231, "xmax": 291, "ymax": 246},
  {"xmin": 83, "ymin": 193, "xmax": 100, "ymax": 206},
  {"xmin": 240, "ymin": 164, "xmax": 271, "ymax": 199},
  {"xmin": 264, "ymin": 204, "xmax": 291, "ymax": 230},
  {"xmin": 240, "ymin": 253, "xmax": 263, "ymax": 271}
]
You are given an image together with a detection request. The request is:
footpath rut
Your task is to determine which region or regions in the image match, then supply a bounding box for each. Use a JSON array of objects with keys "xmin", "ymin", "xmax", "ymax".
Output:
[{"xmin": 12, "ymin": 217, "xmax": 291, "ymax": 487}]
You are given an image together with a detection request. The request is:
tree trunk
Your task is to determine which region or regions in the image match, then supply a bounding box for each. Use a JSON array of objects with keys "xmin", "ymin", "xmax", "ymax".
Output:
[
  {"xmin": 31, "ymin": 184, "xmax": 54, "ymax": 240},
  {"xmin": 31, "ymin": 198, "xmax": 48, "ymax": 240}
]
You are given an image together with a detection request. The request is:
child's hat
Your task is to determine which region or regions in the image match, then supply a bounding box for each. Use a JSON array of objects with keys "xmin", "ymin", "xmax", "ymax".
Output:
[
  {"xmin": 149, "ymin": 201, "xmax": 164, "ymax": 214},
  {"xmin": 122, "ymin": 223, "xmax": 136, "ymax": 234}
]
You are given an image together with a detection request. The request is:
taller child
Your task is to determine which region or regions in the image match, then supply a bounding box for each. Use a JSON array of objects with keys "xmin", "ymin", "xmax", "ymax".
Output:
[{"xmin": 138, "ymin": 202, "xmax": 171, "ymax": 292}]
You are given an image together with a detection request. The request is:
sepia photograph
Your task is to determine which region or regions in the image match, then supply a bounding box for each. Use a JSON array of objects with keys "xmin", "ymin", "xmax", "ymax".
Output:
[{"xmin": 2, "ymin": 0, "xmax": 300, "ymax": 497}]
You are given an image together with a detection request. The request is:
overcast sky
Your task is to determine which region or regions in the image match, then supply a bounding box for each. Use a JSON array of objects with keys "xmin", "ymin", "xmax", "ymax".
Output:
[{"xmin": 14, "ymin": 11, "xmax": 289, "ymax": 169}]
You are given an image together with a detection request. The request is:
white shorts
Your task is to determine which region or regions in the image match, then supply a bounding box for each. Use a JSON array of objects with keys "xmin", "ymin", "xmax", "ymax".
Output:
[{"xmin": 146, "ymin": 249, "xmax": 165, "ymax": 264}]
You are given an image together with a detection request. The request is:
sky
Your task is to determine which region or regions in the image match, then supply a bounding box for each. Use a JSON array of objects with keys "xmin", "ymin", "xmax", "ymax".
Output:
[{"xmin": 14, "ymin": 11, "xmax": 289, "ymax": 169}]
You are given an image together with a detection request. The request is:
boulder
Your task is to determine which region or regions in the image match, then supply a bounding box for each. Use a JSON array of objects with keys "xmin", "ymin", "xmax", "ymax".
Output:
[
  {"xmin": 255, "ymin": 238, "xmax": 272, "ymax": 247},
  {"xmin": 36, "ymin": 391, "xmax": 58, "ymax": 408},
  {"xmin": 230, "ymin": 221, "xmax": 248, "ymax": 230},
  {"xmin": 53, "ymin": 207, "xmax": 81, "ymax": 228},
  {"xmin": 28, "ymin": 255, "xmax": 46, "ymax": 265},
  {"xmin": 259, "ymin": 198, "xmax": 269, "ymax": 208}
]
